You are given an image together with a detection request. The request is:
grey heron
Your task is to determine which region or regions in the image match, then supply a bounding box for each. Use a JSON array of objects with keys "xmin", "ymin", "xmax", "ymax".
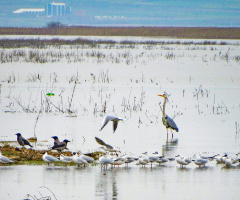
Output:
[{"xmin": 158, "ymin": 94, "xmax": 179, "ymax": 138}]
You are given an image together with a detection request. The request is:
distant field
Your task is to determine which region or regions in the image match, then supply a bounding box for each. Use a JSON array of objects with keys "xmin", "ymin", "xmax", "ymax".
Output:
[{"xmin": 0, "ymin": 27, "xmax": 240, "ymax": 39}]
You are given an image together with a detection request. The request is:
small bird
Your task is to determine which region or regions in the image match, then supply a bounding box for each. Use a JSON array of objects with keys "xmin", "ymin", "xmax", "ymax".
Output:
[
  {"xmin": 60, "ymin": 154, "xmax": 73, "ymax": 164},
  {"xmin": 214, "ymin": 154, "xmax": 227, "ymax": 164},
  {"xmin": 95, "ymin": 136, "xmax": 120, "ymax": 152},
  {"xmin": 95, "ymin": 136, "xmax": 114, "ymax": 150},
  {"xmin": 72, "ymin": 153, "xmax": 88, "ymax": 167},
  {"xmin": 99, "ymin": 115, "xmax": 124, "ymax": 133},
  {"xmin": 124, "ymin": 156, "xmax": 138, "ymax": 167},
  {"xmin": 51, "ymin": 136, "xmax": 61, "ymax": 146},
  {"xmin": 79, "ymin": 153, "xmax": 94, "ymax": 163},
  {"xmin": 156, "ymin": 156, "xmax": 171, "ymax": 165},
  {"xmin": 223, "ymin": 153, "xmax": 240, "ymax": 167},
  {"xmin": 42, "ymin": 152, "xmax": 59, "ymax": 165},
  {"xmin": 99, "ymin": 152, "xmax": 114, "ymax": 170},
  {"xmin": 175, "ymin": 155, "xmax": 192, "ymax": 168},
  {"xmin": 113, "ymin": 156, "xmax": 125, "ymax": 167},
  {"xmin": 192, "ymin": 158, "xmax": 208, "ymax": 167},
  {"xmin": 0, "ymin": 151, "xmax": 14, "ymax": 164},
  {"xmin": 15, "ymin": 133, "xmax": 33, "ymax": 148},
  {"xmin": 138, "ymin": 152, "xmax": 149, "ymax": 167},
  {"xmin": 158, "ymin": 93, "xmax": 179, "ymax": 138},
  {"xmin": 147, "ymin": 152, "xmax": 160, "ymax": 168},
  {"xmin": 50, "ymin": 139, "xmax": 70, "ymax": 152}
]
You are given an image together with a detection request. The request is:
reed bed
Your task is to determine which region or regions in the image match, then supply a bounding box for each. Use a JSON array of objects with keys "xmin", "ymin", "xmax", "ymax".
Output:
[{"xmin": 0, "ymin": 27, "xmax": 240, "ymax": 39}]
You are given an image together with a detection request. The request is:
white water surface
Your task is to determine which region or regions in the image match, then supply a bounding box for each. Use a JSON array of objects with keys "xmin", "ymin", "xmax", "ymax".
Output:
[{"xmin": 0, "ymin": 36, "xmax": 240, "ymax": 199}]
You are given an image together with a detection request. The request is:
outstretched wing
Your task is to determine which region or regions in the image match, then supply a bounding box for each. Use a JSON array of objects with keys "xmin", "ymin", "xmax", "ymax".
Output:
[
  {"xmin": 113, "ymin": 121, "xmax": 118, "ymax": 133},
  {"xmin": 99, "ymin": 115, "xmax": 118, "ymax": 131},
  {"xmin": 95, "ymin": 137, "xmax": 113, "ymax": 149}
]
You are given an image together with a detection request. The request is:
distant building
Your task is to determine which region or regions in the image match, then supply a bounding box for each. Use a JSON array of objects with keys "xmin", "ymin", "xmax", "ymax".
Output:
[
  {"xmin": 45, "ymin": 2, "xmax": 71, "ymax": 17},
  {"xmin": 13, "ymin": 8, "xmax": 45, "ymax": 15}
]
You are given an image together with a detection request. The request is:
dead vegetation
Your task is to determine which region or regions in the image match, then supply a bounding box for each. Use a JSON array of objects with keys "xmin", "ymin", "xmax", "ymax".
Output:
[
  {"xmin": 0, "ymin": 143, "xmax": 99, "ymax": 165},
  {"xmin": 0, "ymin": 27, "xmax": 240, "ymax": 39}
]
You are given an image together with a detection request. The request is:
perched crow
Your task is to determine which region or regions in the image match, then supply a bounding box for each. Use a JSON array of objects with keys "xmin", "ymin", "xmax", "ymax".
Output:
[
  {"xmin": 50, "ymin": 139, "xmax": 70, "ymax": 152},
  {"xmin": 15, "ymin": 133, "xmax": 33, "ymax": 148}
]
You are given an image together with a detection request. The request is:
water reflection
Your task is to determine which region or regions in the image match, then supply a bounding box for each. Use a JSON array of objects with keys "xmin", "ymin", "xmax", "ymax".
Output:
[
  {"xmin": 162, "ymin": 138, "xmax": 178, "ymax": 157},
  {"xmin": 95, "ymin": 168, "xmax": 118, "ymax": 199}
]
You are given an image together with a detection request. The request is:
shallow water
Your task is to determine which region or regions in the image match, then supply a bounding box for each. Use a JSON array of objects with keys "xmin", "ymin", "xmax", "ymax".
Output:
[
  {"xmin": 1, "ymin": 162, "xmax": 240, "ymax": 200},
  {"xmin": 0, "ymin": 37, "xmax": 240, "ymax": 199}
]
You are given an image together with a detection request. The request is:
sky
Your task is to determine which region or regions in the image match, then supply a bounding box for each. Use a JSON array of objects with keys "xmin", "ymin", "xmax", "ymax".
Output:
[{"xmin": 0, "ymin": 0, "xmax": 240, "ymax": 27}]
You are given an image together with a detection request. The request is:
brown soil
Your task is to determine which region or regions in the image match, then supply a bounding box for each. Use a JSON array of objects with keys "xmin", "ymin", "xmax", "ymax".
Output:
[
  {"xmin": 0, "ymin": 143, "xmax": 100, "ymax": 165},
  {"xmin": 0, "ymin": 27, "xmax": 240, "ymax": 39}
]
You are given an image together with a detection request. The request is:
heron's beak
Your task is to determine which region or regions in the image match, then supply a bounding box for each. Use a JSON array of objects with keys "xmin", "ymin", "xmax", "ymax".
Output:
[{"xmin": 158, "ymin": 95, "xmax": 163, "ymax": 97}]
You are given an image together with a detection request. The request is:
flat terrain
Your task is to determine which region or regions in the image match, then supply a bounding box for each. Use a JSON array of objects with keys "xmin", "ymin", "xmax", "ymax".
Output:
[{"xmin": 0, "ymin": 27, "xmax": 240, "ymax": 39}]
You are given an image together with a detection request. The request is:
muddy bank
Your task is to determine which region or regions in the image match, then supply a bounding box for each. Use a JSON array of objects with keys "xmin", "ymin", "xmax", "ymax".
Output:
[{"xmin": 0, "ymin": 143, "xmax": 98, "ymax": 165}]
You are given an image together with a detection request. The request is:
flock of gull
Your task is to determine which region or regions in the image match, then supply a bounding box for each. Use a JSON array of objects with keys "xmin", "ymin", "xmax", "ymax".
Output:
[
  {"xmin": 1, "ymin": 93, "xmax": 240, "ymax": 170},
  {"xmin": 1, "ymin": 132, "xmax": 240, "ymax": 170}
]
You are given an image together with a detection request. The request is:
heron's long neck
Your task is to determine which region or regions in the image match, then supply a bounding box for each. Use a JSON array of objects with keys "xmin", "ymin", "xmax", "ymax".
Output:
[{"xmin": 162, "ymin": 97, "xmax": 167, "ymax": 117}]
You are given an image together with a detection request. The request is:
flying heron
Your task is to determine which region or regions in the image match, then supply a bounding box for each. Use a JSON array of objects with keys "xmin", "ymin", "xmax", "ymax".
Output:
[{"xmin": 158, "ymin": 93, "xmax": 179, "ymax": 138}]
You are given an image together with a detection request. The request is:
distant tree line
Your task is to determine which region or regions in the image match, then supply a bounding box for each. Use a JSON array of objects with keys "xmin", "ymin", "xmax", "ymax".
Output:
[{"xmin": 46, "ymin": 22, "xmax": 66, "ymax": 28}]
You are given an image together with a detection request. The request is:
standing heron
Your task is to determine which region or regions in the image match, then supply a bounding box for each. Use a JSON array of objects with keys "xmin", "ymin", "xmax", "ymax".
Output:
[{"xmin": 158, "ymin": 93, "xmax": 179, "ymax": 138}]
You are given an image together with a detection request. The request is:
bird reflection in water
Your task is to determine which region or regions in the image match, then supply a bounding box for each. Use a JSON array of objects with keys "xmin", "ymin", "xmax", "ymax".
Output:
[
  {"xmin": 95, "ymin": 169, "xmax": 118, "ymax": 199},
  {"xmin": 162, "ymin": 138, "xmax": 178, "ymax": 157}
]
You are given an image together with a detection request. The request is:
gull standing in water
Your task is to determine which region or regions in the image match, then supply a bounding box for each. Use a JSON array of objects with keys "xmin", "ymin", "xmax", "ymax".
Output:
[
  {"xmin": 158, "ymin": 94, "xmax": 179, "ymax": 138},
  {"xmin": 192, "ymin": 154, "xmax": 209, "ymax": 167},
  {"xmin": 60, "ymin": 154, "xmax": 73, "ymax": 164},
  {"xmin": 99, "ymin": 115, "xmax": 124, "ymax": 133},
  {"xmin": 79, "ymin": 153, "xmax": 94, "ymax": 163},
  {"xmin": 175, "ymin": 155, "xmax": 192, "ymax": 168},
  {"xmin": 72, "ymin": 153, "xmax": 88, "ymax": 167},
  {"xmin": 156, "ymin": 156, "xmax": 172, "ymax": 165},
  {"xmin": 223, "ymin": 153, "xmax": 240, "ymax": 167},
  {"xmin": 0, "ymin": 151, "xmax": 14, "ymax": 164},
  {"xmin": 138, "ymin": 152, "xmax": 149, "ymax": 167},
  {"xmin": 42, "ymin": 152, "xmax": 59, "ymax": 166},
  {"xmin": 213, "ymin": 154, "xmax": 228, "ymax": 164},
  {"xmin": 99, "ymin": 152, "xmax": 114, "ymax": 170},
  {"xmin": 147, "ymin": 152, "xmax": 160, "ymax": 168}
]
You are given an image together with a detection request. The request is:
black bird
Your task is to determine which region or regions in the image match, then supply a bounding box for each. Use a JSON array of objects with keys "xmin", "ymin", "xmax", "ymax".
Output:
[
  {"xmin": 15, "ymin": 133, "xmax": 33, "ymax": 148},
  {"xmin": 50, "ymin": 139, "xmax": 70, "ymax": 152},
  {"xmin": 51, "ymin": 136, "xmax": 61, "ymax": 146}
]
